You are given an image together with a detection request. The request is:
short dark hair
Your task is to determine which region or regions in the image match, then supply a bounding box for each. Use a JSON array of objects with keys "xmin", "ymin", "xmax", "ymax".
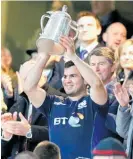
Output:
[
  {"xmin": 87, "ymin": 47, "xmax": 115, "ymax": 65},
  {"xmin": 33, "ymin": 141, "xmax": 61, "ymax": 159},
  {"xmin": 15, "ymin": 151, "xmax": 39, "ymax": 159},
  {"xmin": 65, "ymin": 61, "xmax": 75, "ymax": 68}
]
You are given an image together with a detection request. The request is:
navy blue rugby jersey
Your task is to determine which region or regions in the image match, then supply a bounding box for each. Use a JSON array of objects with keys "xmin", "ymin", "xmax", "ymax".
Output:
[{"xmin": 38, "ymin": 95, "xmax": 108, "ymax": 159}]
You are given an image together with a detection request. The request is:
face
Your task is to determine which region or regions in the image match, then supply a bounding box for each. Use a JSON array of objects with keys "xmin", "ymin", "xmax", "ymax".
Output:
[
  {"xmin": 90, "ymin": 55, "xmax": 114, "ymax": 84},
  {"xmin": 104, "ymin": 24, "xmax": 127, "ymax": 51},
  {"xmin": 120, "ymin": 45, "xmax": 133, "ymax": 70},
  {"xmin": 91, "ymin": 1, "xmax": 113, "ymax": 16},
  {"xmin": 77, "ymin": 16, "xmax": 100, "ymax": 43},
  {"xmin": 62, "ymin": 66, "xmax": 86, "ymax": 96},
  {"xmin": 1, "ymin": 49, "xmax": 12, "ymax": 68}
]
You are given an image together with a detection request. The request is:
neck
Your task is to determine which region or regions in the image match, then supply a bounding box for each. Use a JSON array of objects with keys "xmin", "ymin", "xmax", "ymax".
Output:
[
  {"xmin": 68, "ymin": 91, "xmax": 87, "ymax": 101},
  {"xmin": 80, "ymin": 38, "xmax": 98, "ymax": 48}
]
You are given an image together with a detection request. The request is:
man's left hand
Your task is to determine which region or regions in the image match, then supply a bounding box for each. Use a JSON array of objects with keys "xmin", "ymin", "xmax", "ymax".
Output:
[
  {"xmin": 59, "ymin": 36, "xmax": 76, "ymax": 60},
  {"xmin": 3, "ymin": 112, "xmax": 31, "ymax": 136}
]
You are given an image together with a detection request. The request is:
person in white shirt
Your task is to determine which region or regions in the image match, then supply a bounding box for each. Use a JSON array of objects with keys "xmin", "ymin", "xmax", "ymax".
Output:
[{"xmin": 76, "ymin": 11, "xmax": 102, "ymax": 60}]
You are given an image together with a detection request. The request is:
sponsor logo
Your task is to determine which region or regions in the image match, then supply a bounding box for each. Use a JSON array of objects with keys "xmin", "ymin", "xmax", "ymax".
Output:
[
  {"xmin": 54, "ymin": 113, "xmax": 84, "ymax": 127},
  {"xmin": 54, "ymin": 117, "xmax": 68, "ymax": 125},
  {"xmin": 68, "ymin": 116, "xmax": 81, "ymax": 127},
  {"xmin": 54, "ymin": 102, "xmax": 66, "ymax": 105},
  {"xmin": 78, "ymin": 100, "xmax": 87, "ymax": 109}
]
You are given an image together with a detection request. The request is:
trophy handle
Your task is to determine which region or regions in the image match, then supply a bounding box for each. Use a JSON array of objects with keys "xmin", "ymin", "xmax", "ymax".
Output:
[
  {"xmin": 69, "ymin": 21, "xmax": 79, "ymax": 40},
  {"xmin": 40, "ymin": 14, "xmax": 50, "ymax": 33}
]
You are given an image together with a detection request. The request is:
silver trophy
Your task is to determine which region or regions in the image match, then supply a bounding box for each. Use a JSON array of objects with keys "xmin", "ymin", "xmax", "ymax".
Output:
[{"xmin": 36, "ymin": 5, "xmax": 78, "ymax": 55}]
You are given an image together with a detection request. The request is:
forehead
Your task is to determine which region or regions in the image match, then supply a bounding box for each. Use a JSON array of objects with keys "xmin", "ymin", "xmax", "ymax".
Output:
[
  {"xmin": 90, "ymin": 55, "xmax": 110, "ymax": 63},
  {"xmin": 108, "ymin": 24, "xmax": 127, "ymax": 34},
  {"xmin": 64, "ymin": 66, "xmax": 81, "ymax": 75},
  {"xmin": 77, "ymin": 16, "xmax": 96, "ymax": 26}
]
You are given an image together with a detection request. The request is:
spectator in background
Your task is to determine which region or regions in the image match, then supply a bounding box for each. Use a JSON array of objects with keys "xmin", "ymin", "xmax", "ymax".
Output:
[
  {"xmin": 1, "ymin": 47, "xmax": 18, "ymax": 110},
  {"xmin": 88, "ymin": 47, "xmax": 116, "ymax": 86},
  {"xmin": 1, "ymin": 70, "xmax": 49, "ymax": 159},
  {"xmin": 91, "ymin": 1, "xmax": 133, "ymax": 41},
  {"xmin": 34, "ymin": 141, "xmax": 61, "ymax": 159},
  {"xmin": 15, "ymin": 151, "xmax": 39, "ymax": 159},
  {"xmin": 102, "ymin": 22, "xmax": 127, "ymax": 52},
  {"xmin": 115, "ymin": 39, "xmax": 133, "ymax": 84},
  {"xmin": 115, "ymin": 71, "xmax": 133, "ymax": 159},
  {"xmin": 1, "ymin": 88, "xmax": 8, "ymax": 113},
  {"xmin": 92, "ymin": 137, "xmax": 127, "ymax": 159},
  {"xmin": 114, "ymin": 39, "xmax": 133, "ymax": 159},
  {"xmin": 86, "ymin": 47, "xmax": 122, "ymax": 141},
  {"xmin": 76, "ymin": 11, "xmax": 102, "ymax": 60},
  {"xmin": 1, "ymin": 47, "xmax": 16, "ymax": 79}
]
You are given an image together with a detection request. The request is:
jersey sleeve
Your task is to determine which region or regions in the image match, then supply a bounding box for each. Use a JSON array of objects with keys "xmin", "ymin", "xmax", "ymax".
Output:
[
  {"xmin": 37, "ymin": 94, "xmax": 56, "ymax": 117},
  {"xmin": 91, "ymin": 97, "xmax": 109, "ymax": 117}
]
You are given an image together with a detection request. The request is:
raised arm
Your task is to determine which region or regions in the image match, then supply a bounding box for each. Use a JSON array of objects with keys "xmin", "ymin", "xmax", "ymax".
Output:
[
  {"xmin": 60, "ymin": 36, "xmax": 107, "ymax": 105},
  {"xmin": 19, "ymin": 53, "xmax": 50, "ymax": 107},
  {"xmin": 114, "ymin": 83, "xmax": 131, "ymax": 138}
]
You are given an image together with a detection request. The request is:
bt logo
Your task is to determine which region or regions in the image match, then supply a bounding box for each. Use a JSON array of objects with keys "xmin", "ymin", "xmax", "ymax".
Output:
[
  {"xmin": 54, "ymin": 117, "xmax": 68, "ymax": 125},
  {"xmin": 54, "ymin": 113, "xmax": 84, "ymax": 127}
]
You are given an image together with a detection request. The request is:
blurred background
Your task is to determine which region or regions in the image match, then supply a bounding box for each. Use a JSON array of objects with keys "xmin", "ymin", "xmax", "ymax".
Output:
[{"xmin": 1, "ymin": 0, "xmax": 133, "ymax": 71}]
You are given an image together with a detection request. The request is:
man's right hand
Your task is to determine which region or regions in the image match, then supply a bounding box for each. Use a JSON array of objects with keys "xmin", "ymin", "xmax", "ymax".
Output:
[{"xmin": 113, "ymin": 83, "xmax": 130, "ymax": 107}]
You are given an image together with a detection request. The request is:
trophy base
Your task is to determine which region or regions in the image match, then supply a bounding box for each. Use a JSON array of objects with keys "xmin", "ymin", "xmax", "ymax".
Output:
[{"xmin": 36, "ymin": 38, "xmax": 65, "ymax": 55}]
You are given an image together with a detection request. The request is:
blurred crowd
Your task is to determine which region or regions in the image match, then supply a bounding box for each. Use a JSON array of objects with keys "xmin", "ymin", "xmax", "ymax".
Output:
[{"xmin": 1, "ymin": 1, "xmax": 133, "ymax": 159}]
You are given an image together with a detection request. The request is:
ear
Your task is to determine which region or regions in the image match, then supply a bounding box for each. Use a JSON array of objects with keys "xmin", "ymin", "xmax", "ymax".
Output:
[
  {"xmin": 102, "ymin": 32, "xmax": 107, "ymax": 42},
  {"xmin": 97, "ymin": 26, "xmax": 102, "ymax": 36}
]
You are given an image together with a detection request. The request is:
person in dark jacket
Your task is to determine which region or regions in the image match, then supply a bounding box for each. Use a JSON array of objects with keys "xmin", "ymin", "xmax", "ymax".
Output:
[
  {"xmin": 115, "ymin": 40, "xmax": 133, "ymax": 159},
  {"xmin": 102, "ymin": 22, "xmax": 127, "ymax": 52},
  {"xmin": 1, "ymin": 71, "xmax": 49, "ymax": 159},
  {"xmin": 1, "ymin": 64, "xmax": 67, "ymax": 159},
  {"xmin": 86, "ymin": 47, "xmax": 122, "ymax": 142}
]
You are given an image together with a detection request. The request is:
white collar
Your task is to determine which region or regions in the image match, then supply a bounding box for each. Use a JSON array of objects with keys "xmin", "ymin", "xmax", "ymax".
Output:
[{"xmin": 80, "ymin": 41, "xmax": 98, "ymax": 54}]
